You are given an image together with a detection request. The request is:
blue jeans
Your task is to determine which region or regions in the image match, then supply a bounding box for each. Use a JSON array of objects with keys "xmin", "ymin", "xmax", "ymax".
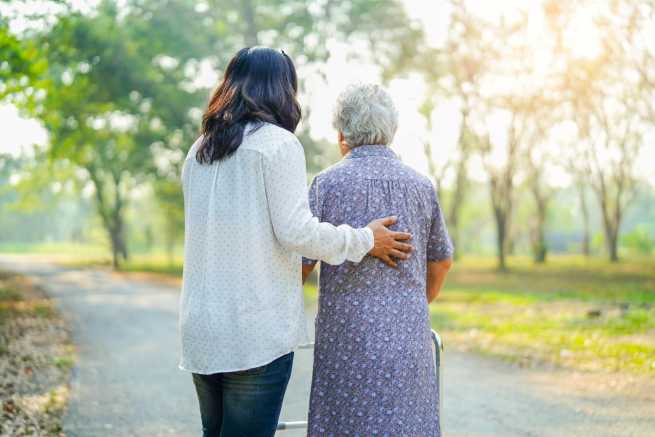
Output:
[{"xmin": 192, "ymin": 352, "xmax": 294, "ymax": 437}]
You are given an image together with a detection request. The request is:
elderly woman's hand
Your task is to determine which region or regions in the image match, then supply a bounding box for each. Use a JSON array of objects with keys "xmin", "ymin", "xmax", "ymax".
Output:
[{"xmin": 367, "ymin": 216, "xmax": 413, "ymax": 268}]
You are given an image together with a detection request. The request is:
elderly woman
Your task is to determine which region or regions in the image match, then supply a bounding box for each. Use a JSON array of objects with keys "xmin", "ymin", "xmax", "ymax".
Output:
[{"xmin": 302, "ymin": 84, "xmax": 454, "ymax": 436}]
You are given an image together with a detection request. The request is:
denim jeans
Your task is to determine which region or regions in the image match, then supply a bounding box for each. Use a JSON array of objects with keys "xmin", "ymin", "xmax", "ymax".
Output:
[{"xmin": 192, "ymin": 352, "xmax": 294, "ymax": 437}]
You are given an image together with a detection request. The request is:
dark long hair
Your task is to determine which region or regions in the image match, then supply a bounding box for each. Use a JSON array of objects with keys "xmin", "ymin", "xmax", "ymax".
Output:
[{"xmin": 196, "ymin": 47, "xmax": 302, "ymax": 164}]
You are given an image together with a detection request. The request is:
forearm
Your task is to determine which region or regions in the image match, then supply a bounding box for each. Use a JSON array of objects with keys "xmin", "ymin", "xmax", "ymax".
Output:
[
  {"xmin": 264, "ymin": 139, "xmax": 373, "ymax": 265},
  {"xmin": 427, "ymin": 259, "xmax": 453, "ymax": 303},
  {"xmin": 274, "ymin": 208, "xmax": 373, "ymax": 265}
]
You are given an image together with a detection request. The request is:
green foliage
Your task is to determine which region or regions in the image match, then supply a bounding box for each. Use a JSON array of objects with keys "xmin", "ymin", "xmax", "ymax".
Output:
[
  {"xmin": 153, "ymin": 178, "xmax": 185, "ymax": 258},
  {"xmin": 621, "ymin": 226, "xmax": 655, "ymax": 255},
  {"xmin": 0, "ymin": 152, "xmax": 91, "ymax": 244},
  {"xmin": 25, "ymin": 1, "xmax": 214, "ymax": 266},
  {"xmin": 3, "ymin": 0, "xmax": 420, "ymax": 267},
  {"xmin": 0, "ymin": 20, "xmax": 47, "ymax": 101}
]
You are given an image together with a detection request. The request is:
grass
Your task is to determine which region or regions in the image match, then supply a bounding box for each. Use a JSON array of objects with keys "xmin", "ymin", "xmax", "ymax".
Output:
[
  {"xmin": 0, "ymin": 242, "xmax": 108, "ymax": 258},
  {"xmin": 60, "ymin": 254, "xmax": 184, "ymax": 277},
  {"xmin": 53, "ymin": 353, "xmax": 75, "ymax": 370},
  {"xmin": 0, "ymin": 271, "xmax": 57, "ymax": 323},
  {"xmin": 428, "ymin": 256, "xmax": 655, "ymax": 375}
]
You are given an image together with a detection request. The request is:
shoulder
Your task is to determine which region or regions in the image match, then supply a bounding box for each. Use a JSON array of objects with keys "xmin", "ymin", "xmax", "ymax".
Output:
[
  {"xmin": 404, "ymin": 163, "xmax": 435, "ymax": 191},
  {"xmin": 311, "ymin": 159, "xmax": 353, "ymax": 188},
  {"xmin": 241, "ymin": 122, "xmax": 302, "ymax": 157},
  {"xmin": 371, "ymin": 156, "xmax": 433, "ymax": 191},
  {"xmin": 185, "ymin": 136, "xmax": 203, "ymax": 160}
]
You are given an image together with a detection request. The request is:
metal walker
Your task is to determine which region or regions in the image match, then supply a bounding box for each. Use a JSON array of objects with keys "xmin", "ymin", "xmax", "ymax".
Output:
[{"xmin": 276, "ymin": 330, "xmax": 444, "ymax": 431}]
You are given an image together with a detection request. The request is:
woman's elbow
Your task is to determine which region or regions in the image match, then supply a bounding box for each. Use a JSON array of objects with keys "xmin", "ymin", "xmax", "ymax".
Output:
[{"xmin": 275, "ymin": 227, "xmax": 310, "ymax": 253}]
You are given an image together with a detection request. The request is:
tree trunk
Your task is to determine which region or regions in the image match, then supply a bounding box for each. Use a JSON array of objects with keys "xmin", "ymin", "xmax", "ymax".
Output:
[
  {"xmin": 109, "ymin": 224, "xmax": 128, "ymax": 270},
  {"xmin": 494, "ymin": 208, "xmax": 508, "ymax": 271},
  {"xmin": 530, "ymin": 184, "xmax": 548, "ymax": 264},
  {"xmin": 606, "ymin": 224, "xmax": 620, "ymax": 263},
  {"xmin": 423, "ymin": 140, "xmax": 443, "ymax": 201},
  {"xmin": 597, "ymin": 187, "xmax": 621, "ymax": 263},
  {"xmin": 447, "ymin": 151, "xmax": 469, "ymax": 260},
  {"xmin": 532, "ymin": 223, "xmax": 547, "ymax": 263},
  {"xmin": 87, "ymin": 166, "xmax": 129, "ymax": 270},
  {"xmin": 497, "ymin": 219, "xmax": 507, "ymax": 271},
  {"xmin": 577, "ymin": 182, "xmax": 591, "ymax": 256}
]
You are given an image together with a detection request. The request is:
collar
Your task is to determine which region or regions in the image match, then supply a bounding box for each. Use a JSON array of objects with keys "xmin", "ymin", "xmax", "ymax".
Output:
[{"xmin": 346, "ymin": 144, "xmax": 397, "ymax": 159}]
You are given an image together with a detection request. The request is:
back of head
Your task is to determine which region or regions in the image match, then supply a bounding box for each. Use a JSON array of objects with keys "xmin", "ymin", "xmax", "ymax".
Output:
[
  {"xmin": 333, "ymin": 83, "xmax": 399, "ymax": 148},
  {"xmin": 196, "ymin": 47, "xmax": 302, "ymax": 164}
]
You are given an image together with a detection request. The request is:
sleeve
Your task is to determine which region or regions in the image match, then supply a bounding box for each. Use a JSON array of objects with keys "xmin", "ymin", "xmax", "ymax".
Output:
[
  {"xmin": 302, "ymin": 177, "xmax": 321, "ymax": 266},
  {"xmin": 427, "ymin": 188, "xmax": 454, "ymax": 261},
  {"xmin": 262, "ymin": 136, "xmax": 374, "ymax": 265}
]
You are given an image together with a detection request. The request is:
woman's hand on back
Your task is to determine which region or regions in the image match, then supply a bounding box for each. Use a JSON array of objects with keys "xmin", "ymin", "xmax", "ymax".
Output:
[{"xmin": 367, "ymin": 216, "xmax": 413, "ymax": 268}]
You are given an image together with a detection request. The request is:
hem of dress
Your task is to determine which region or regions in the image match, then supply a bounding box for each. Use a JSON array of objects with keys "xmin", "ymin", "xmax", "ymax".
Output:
[{"xmin": 178, "ymin": 342, "xmax": 309, "ymax": 375}]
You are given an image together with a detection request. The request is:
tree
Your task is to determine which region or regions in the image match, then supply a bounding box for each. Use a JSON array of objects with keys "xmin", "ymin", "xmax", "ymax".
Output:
[
  {"xmin": 581, "ymin": 98, "xmax": 642, "ymax": 263},
  {"xmin": 417, "ymin": 0, "xmax": 489, "ymax": 257},
  {"xmin": 557, "ymin": 1, "xmax": 649, "ymax": 262},
  {"xmin": 0, "ymin": 150, "xmax": 87, "ymax": 245},
  {"xmin": 34, "ymin": 1, "xmax": 210, "ymax": 268},
  {"xmin": 478, "ymin": 108, "xmax": 527, "ymax": 271},
  {"xmin": 0, "ymin": 17, "xmax": 41, "ymax": 96},
  {"xmin": 523, "ymin": 99, "xmax": 561, "ymax": 264},
  {"xmin": 153, "ymin": 178, "xmax": 185, "ymax": 263},
  {"xmin": 419, "ymin": 97, "xmax": 449, "ymax": 201},
  {"xmin": 526, "ymin": 146, "xmax": 555, "ymax": 263},
  {"xmin": 17, "ymin": 0, "xmax": 426, "ymax": 268},
  {"xmin": 145, "ymin": 0, "xmax": 424, "ymax": 255}
]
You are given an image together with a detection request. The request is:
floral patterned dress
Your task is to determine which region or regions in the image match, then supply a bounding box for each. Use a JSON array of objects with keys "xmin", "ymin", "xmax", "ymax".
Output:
[{"xmin": 303, "ymin": 145, "xmax": 454, "ymax": 436}]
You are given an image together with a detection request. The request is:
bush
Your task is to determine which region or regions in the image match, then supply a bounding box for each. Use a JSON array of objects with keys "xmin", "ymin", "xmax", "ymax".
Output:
[{"xmin": 621, "ymin": 226, "xmax": 655, "ymax": 255}]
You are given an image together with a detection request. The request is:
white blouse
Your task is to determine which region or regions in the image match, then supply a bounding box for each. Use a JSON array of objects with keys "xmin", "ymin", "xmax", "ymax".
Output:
[{"xmin": 179, "ymin": 122, "xmax": 374, "ymax": 374}]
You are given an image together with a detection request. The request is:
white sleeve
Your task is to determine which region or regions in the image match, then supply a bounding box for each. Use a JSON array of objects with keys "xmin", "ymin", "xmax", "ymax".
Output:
[{"xmin": 262, "ymin": 136, "xmax": 373, "ymax": 265}]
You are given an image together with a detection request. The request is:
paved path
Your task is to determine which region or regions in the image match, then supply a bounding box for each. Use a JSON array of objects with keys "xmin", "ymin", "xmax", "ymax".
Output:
[{"xmin": 1, "ymin": 255, "xmax": 653, "ymax": 436}]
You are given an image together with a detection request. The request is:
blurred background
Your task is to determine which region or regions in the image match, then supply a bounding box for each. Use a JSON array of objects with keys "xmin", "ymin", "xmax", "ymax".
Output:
[
  {"xmin": 1, "ymin": 0, "xmax": 654, "ymax": 410},
  {"xmin": 2, "ymin": 0, "xmax": 655, "ymax": 267}
]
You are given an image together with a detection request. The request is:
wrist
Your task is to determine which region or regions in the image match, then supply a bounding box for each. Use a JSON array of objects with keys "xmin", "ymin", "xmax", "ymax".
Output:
[{"xmin": 363, "ymin": 226, "xmax": 374, "ymax": 252}]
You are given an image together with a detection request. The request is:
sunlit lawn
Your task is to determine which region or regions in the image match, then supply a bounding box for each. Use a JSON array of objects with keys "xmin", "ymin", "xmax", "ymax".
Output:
[
  {"xmin": 4, "ymin": 245, "xmax": 654, "ymax": 376},
  {"xmin": 428, "ymin": 256, "xmax": 655, "ymax": 375},
  {"xmin": 63, "ymin": 254, "xmax": 185, "ymax": 277},
  {"xmin": 0, "ymin": 243, "xmax": 184, "ymax": 276},
  {"xmin": 0, "ymin": 242, "xmax": 108, "ymax": 258}
]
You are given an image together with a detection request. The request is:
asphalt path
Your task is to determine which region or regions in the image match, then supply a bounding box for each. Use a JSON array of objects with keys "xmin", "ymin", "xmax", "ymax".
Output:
[{"xmin": 1, "ymin": 255, "xmax": 652, "ymax": 437}]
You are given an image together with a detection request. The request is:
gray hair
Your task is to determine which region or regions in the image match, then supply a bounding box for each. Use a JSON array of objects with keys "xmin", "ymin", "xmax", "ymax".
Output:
[{"xmin": 332, "ymin": 83, "xmax": 399, "ymax": 148}]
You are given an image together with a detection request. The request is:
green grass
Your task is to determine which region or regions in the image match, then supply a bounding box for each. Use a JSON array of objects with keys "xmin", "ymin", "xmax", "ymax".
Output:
[
  {"xmin": 53, "ymin": 354, "xmax": 75, "ymax": 370},
  {"xmin": 57, "ymin": 253, "xmax": 184, "ymax": 278},
  {"xmin": 428, "ymin": 256, "xmax": 655, "ymax": 374},
  {"xmin": 0, "ymin": 287, "xmax": 23, "ymax": 302},
  {"xmin": 0, "ymin": 242, "xmax": 108, "ymax": 257},
  {"xmin": 0, "ymin": 272, "xmax": 57, "ymax": 320}
]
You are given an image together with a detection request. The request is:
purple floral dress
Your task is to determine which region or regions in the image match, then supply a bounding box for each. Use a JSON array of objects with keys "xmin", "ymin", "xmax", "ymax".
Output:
[{"xmin": 303, "ymin": 145, "xmax": 454, "ymax": 437}]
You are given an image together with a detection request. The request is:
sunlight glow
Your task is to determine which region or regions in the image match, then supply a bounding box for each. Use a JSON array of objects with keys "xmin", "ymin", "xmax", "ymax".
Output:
[
  {"xmin": 1, "ymin": 0, "xmax": 653, "ymax": 188},
  {"xmin": 563, "ymin": 9, "xmax": 603, "ymax": 60}
]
